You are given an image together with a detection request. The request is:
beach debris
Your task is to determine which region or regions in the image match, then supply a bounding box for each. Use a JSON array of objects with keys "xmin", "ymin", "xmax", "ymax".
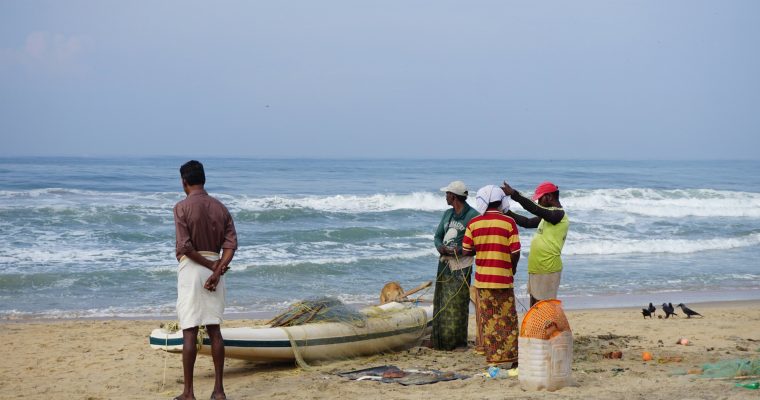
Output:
[
  {"xmin": 677, "ymin": 338, "xmax": 690, "ymax": 346},
  {"xmin": 676, "ymin": 303, "xmax": 703, "ymax": 318},
  {"xmin": 611, "ymin": 367, "xmax": 628, "ymax": 376},
  {"xmin": 688, "ymin": 368, "xmax": 703, "ymax": 374},
  {"xmin": 735, "ymin": 381, "xmax": 759, "ymax": 389},
  {"xmin": 382, "ymin": 369, "xmax": 407, "ymax": 379},
  {"xmin": 661, "ymin": 303, "xmax": 678, "ymax": 319},
  {"xmin": 337, "ymin": 365, "xmax": 467, "ymax": 385},
  {"xmin": 642, "ymin": 352, "xmax": 653, "ymax": 362},
  {"xmin": 486, "ymin": 366, "xmax": 518, "ymax": 379},
  {"xmin": 604, "ymin": 351, "xmax": 623, "ymax": 359},
  {"xmin": 657, "ymin": 356, "xmax": 683, "ymax": 364}
]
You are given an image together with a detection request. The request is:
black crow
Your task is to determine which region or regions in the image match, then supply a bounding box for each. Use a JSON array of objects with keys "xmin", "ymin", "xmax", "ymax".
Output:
[
  {"xmin": 648, "ymin": 302, "xmax": 656, "ymax": 316},
  {"xmin": 662, "ymin": 302, "xmax": 678, "ymax": 319},
  {"xmin": 642, "ymin": 308, "xmax": 652, "ymax": 318},
  {"xmin": 676, "ymin": 303, "xmax": 703, "ymax": 318}
]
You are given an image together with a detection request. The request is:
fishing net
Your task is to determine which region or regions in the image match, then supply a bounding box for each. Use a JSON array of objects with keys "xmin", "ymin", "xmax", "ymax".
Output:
[
  {"xmin": 699, "ymin": 359, "xmax": 760, "ymax": 379},
  {"xmin": 264, "ymin": 297, "xmax": 431, "ymax": 369},
  {"xmin": 267, "ymin": 297, "xmax": 368, "ymax": 327}
]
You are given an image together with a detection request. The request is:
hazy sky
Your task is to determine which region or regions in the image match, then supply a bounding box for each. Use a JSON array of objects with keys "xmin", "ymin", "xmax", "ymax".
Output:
[{"xmin": 1, "ymin": 1, "xmax": 758, "ymax": 159}]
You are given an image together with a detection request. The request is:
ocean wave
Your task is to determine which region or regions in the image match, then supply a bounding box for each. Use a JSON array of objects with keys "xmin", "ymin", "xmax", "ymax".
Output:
[
  {"xmin": 238, "ymin": 243, "xmax": 437, "ymax": 268},
  {"xmin": 0, "ymin": 292, "xmax": 383, "ymax": 319},
  {"xmin": 0, "ymin": 245, "xmax": 176, "ymax": 274},
  {"xmin": 565, "ymin": 232, "xmax": 760, "ymax": 255},
  {"xmin": 230, "ymin": 192, "xmax": 447, "ymax": 213},
  {"xmin": 0, "ymin": 187, "xmax": 179, "ymax": 202},
  {"xmin": 0, "ymin": 304, "xmax": 177, "ymax": 320},
  {"xmin": 566, "ymin": 188, "xmax": 760, "ymax": 218},
  {"xmin": 3, "ymin": 231, "xmax": 758, "ymax": 274},
  {"xmin": 3, "ymin": 187, "xmax": 759, "ymax": 218},
  {"xmin": 224, "ymin": 188, "xmax": 760, "ymax": 218}
]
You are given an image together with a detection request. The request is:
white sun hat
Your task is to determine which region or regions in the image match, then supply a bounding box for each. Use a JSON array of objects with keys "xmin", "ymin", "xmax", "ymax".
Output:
[
  {"xmin": 440, "ymin": 180, "xmax": 469, "ymax": 197},
  {"xmin": 474, "ymin": 184, "xmax": 510, "ymax": 214}
]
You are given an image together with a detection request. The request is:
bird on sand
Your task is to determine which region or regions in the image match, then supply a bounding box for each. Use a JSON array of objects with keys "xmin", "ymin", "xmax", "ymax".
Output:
[
  {"xmin": 648, "ymin": 302, "xmax": 656, "ymax": 316},
  {"xmin": 676, "ymin": 303, "xmax": 703, "ymax": 318},
  {"xmin": 641, "ymin": 308, "xmax": 652, "ymax": 318},
  {"xmin": 662, "ymin": 302, "xmax": 678, "ymax": 319}
]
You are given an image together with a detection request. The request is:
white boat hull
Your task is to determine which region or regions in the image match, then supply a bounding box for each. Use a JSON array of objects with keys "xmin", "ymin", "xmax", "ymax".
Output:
[{"xmin": 149, "ymin": 302, "xmax": 432, "ymax": 362}]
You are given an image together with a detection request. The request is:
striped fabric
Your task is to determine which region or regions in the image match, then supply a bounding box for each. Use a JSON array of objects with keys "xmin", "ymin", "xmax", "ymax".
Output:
[{"xmin": 462, "ymin": 210, "xmax": 521, "ymax": 289}]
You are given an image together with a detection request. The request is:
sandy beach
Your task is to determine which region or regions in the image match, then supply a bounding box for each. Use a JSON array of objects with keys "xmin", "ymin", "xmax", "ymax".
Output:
[{"xmin": 2, "ymin": 300, "xmax": 759, "ymax": 399}]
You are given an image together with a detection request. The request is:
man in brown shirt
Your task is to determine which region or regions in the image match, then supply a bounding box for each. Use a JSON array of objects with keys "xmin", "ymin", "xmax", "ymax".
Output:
[{"xmin": 173, "ymin": 160, "xmax": 237, "ymax": 400}]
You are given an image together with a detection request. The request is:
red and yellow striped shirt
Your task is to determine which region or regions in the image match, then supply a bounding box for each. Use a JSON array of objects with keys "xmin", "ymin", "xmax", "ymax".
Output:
[{"xmin": 462, "ymin": 210, "xmax": 521, "ymax": 289}]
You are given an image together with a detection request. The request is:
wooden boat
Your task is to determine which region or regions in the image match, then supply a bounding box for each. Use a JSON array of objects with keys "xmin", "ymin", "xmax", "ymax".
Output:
[{"xmin": 149, "ymin": 302, "xmax": 432, "ymax": 362}]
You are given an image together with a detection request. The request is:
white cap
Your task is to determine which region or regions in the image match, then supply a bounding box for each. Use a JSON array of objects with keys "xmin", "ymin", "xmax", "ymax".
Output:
[
  {"xmin": 474, "ymin": 185, "xmax": 509, "ymax": 214},
  {"xmin": 440, "ymin": 180, "xmax": 468, "ymax": 197}
]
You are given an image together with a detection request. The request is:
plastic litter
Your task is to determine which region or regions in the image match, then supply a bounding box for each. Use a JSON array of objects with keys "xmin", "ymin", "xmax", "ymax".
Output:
[
  {"xmin": 487, "ymin": 366, "xmax": 518, "ymax": 379},
  {"xmin": 735, "ymin": 382, "xmax": 759, "ymax": 390}
]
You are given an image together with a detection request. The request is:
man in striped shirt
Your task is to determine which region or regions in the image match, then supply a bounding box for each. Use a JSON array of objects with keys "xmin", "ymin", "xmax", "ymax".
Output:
[{"xmin": 462, "ymin": 185, "xmax": 521, "ymax": 366}]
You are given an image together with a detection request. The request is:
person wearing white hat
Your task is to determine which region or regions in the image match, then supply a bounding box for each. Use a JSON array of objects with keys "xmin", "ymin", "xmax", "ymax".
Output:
[
  {"xmin": 461, "ymin": 185, "xmax": 521, "ymax": 366},
  {"xmin": 431, "ymin": 181, "xmax": 480, "ymax": 350}
]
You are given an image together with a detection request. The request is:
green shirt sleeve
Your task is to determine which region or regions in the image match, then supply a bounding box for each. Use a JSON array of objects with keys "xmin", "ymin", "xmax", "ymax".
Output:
[{"xmin": 434, "ymin": 209, "xmax": 451, "ymax": 248}]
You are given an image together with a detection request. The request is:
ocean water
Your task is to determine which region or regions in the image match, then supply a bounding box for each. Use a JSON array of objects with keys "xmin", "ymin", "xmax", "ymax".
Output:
[{"xmin": 0, "ymin": 157, "xmax": 759, "ymax": 319}]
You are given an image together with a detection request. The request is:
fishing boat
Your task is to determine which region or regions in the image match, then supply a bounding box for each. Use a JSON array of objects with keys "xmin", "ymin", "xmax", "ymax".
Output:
[{"xmin": 149, "ymin": 301, "xmax": 433, "ymax": 363}]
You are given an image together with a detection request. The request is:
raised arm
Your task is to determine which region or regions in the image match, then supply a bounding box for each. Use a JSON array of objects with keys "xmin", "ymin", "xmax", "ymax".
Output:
[
  {"xmin": 505, "ymin": 210, "xmax": 541, "ymax": 228},
  {"xmin": 501, "ymin": 181, "xmax": 565, "ymax": 225}
]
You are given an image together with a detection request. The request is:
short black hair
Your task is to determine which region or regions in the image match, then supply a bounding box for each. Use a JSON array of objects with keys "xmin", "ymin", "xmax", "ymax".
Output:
[
  {"xmin": 488, "ymin": 201, "xmax": 501, "ymax": 209},
  {"xmin": 455, "ymin": 194, "xmax": 467, "ymax": 202},
  {"xmin": 180, "ymin": 160, "xmax": 205, "ymax": 186}
]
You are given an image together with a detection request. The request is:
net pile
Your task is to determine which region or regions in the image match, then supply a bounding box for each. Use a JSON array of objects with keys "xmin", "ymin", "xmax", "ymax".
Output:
[
  {"xmin": 700, "ymin": 359, "xmax": 760, "ymax": 379},
  {"xmin": 520, "ymin": 299, "xmax": 571, "ymax": 339},
  {"xmin": 267, "ymin": 297, "xmax": 368, "ymax": 328}
]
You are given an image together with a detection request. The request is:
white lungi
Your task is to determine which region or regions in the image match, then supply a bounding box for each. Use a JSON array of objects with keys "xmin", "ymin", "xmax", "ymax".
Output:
[
  {"xmin": 527, "ymin": 271, "xmax": 562, "ymax": 301},
  {"xmin": 177, "ymin": 252, "xmax": 225, "ymax": 329}
]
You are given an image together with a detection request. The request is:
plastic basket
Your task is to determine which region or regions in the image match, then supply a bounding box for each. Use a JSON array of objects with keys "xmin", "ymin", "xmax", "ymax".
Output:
[{"xmin": 520, "ymin": 299, "xmax": 571, "ymax": 339}]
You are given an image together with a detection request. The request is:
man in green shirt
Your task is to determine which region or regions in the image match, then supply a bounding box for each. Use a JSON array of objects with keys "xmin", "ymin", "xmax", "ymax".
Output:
[
  {"xmin": 501, "ymin": 181, "xmax": 569, "ymax": 307},
  {"xmin": 431, "ymin": 180, "xmax": 480, "ymax": 350}
]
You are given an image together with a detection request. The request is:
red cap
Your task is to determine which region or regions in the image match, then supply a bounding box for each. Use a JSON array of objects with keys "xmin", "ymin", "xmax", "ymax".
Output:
[{"xmin": 532, "ymin": 181, "xmax": 559, "ymax": 200}]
